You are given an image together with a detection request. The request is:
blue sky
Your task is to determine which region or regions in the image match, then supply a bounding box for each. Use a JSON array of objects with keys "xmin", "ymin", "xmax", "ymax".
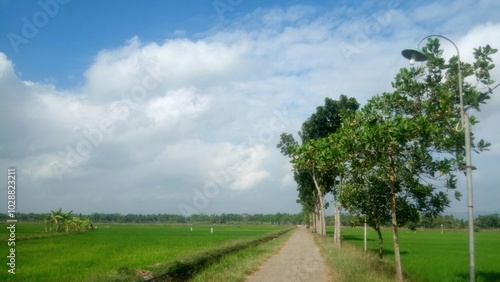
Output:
[
  {"xmin": 1, "ymin": 0, "xmax": 403, "ymax": 87},
  {"xmin": 1, "ymin": 0, "xmax": 499, "ymax": 216},
  {"xmin": 1, "ymin": 1, "xmax": 226, "ymax": 86}
]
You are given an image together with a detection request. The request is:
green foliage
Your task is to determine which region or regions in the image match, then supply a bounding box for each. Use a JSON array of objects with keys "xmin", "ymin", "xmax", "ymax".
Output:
[
  {"xmin": 473, "ymin": 44, "xmax": 498, "ymax": 90},
  {"xmin": 278, "ymin": 95, "xmax": 360, "ymax": 237},
  {"xmin": 475, "ymin": 214, "xmax": 500, "ymax": 229},
  {"xmin": 419, "ymin": 214, "xmax": 467, "ymax": 229},
  {"xmin": 338, "ymin": 40, "xmax": 496, "ymax": 260},
  {"xmin": 41, "ymin": 208, "xmax": 94, "ymax": 233},
  {"xmin": 277, "ymin": 133, "xmax": 299, "ymax": 158},
  {"xmin": 299, "ymin": 95, "xmax": 360, "ymax": 143}
]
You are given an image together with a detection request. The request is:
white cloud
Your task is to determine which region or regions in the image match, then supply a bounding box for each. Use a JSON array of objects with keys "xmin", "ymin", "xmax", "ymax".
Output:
[
  {"xmin": 163, "ymin": 140, "xmax": 270, "ymax": 191},
  {"xmin": 146, "ymin": 87, "xmax": 210, "ymax": 126},
  {"xmin": 1, "ymin": 1, "xmax": 499, "ymax": 215},
  {"xmin": 82, "ymin": 36, "xmax": 253, "ymax": 102}
]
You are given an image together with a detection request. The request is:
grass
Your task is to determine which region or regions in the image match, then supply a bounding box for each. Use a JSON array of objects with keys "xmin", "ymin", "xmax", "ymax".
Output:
[
  {"xmin": 323, "ymin": 226, "xmax": 500, "ymax": 282},
  {"xmin": 191, "ymin": 228, "xmax": 295, "ymax": 281},
  {"xmin": 315, "ymin": 231, "xmax": 396, "ymax": 282},
  {"xmin": 6, "ymin": 223, "xmax": 498, "ymax": 281},
  {"xmin": 0, "ymin": 222, "xmax": 289, "ymax": 281}
]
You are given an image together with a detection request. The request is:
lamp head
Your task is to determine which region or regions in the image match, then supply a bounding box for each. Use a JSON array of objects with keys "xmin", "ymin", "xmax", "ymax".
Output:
[{"xmin": 401, "ymin": 48, "xmax": 427, "ymax": 65}]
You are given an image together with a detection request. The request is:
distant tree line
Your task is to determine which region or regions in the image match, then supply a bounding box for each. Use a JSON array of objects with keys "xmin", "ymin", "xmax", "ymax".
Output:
[
  {"xmin": 474, "ymin": 214, "xmax": 500, "ymax": 229},
  {"xmin": 0, "ymin": 212, "xmax": 303, "ymax": 225},
  {"xmin": 88, "ymin": 212, "xmax": 305, "ymax": 225},
  {"xmin": 416, "ymin": 214, "xmax": 500, "ymax": 230},
  {"xmin": 2, "ymin": 212, "xmax": 499, "ymax": 229},
  {"xmin": 349, "ymin": 214, "xmax": 500, "ymax": 230}
]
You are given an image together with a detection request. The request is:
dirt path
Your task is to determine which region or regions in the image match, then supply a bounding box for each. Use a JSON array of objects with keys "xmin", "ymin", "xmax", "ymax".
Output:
[{"xmin": 246, "ymin": 227, "xmax": 331, "ymax": 282}]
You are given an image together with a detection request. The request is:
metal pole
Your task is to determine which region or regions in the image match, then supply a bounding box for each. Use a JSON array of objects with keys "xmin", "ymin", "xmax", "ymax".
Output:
[
  {"xmin": 462, "ymin": 67, "xmax": 476, "ymax": 282},
  {"xmin": 417, "ymin": 35, "xmax": 475, "ymax": 281},
  {"xmin": 364, "ymin": 215, "xmax": 367, "ymax": 252}
]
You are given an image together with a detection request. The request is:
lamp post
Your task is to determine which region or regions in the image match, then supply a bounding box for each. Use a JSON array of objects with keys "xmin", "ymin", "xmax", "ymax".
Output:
[{"xmin": 401, "ymin": 35, "xmax": 476, "ymax": 281}]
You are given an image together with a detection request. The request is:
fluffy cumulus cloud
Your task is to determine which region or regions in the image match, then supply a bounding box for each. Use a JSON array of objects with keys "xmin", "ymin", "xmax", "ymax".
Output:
[
  {"xmin": 82, "ymin": 36, "xmax": 254, "ymax": 101},
  {"xmin": 146, "ymin": 87, "xmax": 210, "ymax": 126},
  {"xmin": 1, "ymin": 1, "xmax": 499, "ymax": 215}
]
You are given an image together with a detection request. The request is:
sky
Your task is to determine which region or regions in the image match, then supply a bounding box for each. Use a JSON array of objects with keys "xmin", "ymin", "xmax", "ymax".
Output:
[{"xmin": 0, "ymin": 0, "xmax": 499, "ymax": 216}]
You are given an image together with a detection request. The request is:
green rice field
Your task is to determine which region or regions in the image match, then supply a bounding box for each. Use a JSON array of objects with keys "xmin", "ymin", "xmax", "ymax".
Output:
[
  {"xmin": 337, "ymin": 227, "xmax": 500, "ymax": 282},
  {"xmin": 3, "ymin": 222, "xmax": 498, "ymax": 281},
  {"xmin": 0, "ymin": 222, "xmax": 289, "ymax": 281}
]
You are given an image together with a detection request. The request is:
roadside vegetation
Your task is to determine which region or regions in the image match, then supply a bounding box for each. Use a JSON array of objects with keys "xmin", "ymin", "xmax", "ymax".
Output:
[
  {"xmin": 317, "ymin": 226, "xmax": 500, "ymax": 281},
  {"xmin": 315, "ymin": 233, "xmax": 396, "ymax": 282},
  {"xmin": 190, "ymin": 228, "xmax": 294, "ymax": 282}
]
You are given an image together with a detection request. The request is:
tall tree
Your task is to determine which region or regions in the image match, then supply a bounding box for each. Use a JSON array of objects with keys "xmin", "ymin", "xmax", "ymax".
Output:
[
  {"xmin": 339, "ymin": 40, "xmax": 496, "ymax": 282},
  {"xmin": 299, "ymin": 95, "xmax": 359, "ymax": 143},
  {"xmin": 277, "ymin": 133, "xmax": 318, "ymax": 230},
  {"xmin": 278, "ymin": 95, "xmax": 359, "ymax": 239},
  {"xmin": 302, "ymin": 96, "xmax": 359, "ymax": 238},
  {"xmin": 290, "ymin": 141, "xmax": 332, "ymax": 235}
]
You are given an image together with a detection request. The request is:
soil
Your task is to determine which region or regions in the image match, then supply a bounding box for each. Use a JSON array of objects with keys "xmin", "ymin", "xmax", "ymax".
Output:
[{"xmin": 245, "ymin": 226, "xmax": 331, "ymax": 282}]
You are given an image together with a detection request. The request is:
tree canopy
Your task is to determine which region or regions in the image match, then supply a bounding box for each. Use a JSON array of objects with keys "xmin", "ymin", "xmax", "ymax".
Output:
[{"xmin": 278, "ymin": 39, "xmax": 497, "ymax": 282}]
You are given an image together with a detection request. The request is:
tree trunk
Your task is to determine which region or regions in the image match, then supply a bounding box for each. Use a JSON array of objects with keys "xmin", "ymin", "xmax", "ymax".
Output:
[
  {"xmin": 333, "ymin": 191, "xmax": 341, "ymax": 247},
  {"xmin": 317, "ymin": 201, "xmax": 321, "ymax": 234},
  {"xmin": 333, "ymin": 176, "xmax": 343, "ymax": 247},
  {"xmin": 375, "ymin": 225, "xmax": 383, "ymax": 259},
  {"xmin": 319, "ymin": 194, "xmax": 326, "ymax": 236},
  {"xmin": 390, "ymin": 155, "xmax": 403, "ymax": 282},
  {"xmin": 311, "ymin": 211, "xmax": 315, "ymax": 231},
  {"xmin": 315, "ymin": 198, "xmax": 323, "ymax": 235},
  {"xmin": 312, "ymin": 203, "xmax": 317, "ymax": 233},
  {"xmin": 309, "ymin": 211, "xmax": 314, "ymax": 231},
  {"xmin": 311, "ymin": 170, "xmax": 326, "ymax": 236}
]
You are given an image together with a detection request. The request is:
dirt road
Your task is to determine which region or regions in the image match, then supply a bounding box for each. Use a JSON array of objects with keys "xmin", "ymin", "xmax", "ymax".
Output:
[{"xmin": 246, "ymin": 227, "xmax": 331, "ymax": 282}]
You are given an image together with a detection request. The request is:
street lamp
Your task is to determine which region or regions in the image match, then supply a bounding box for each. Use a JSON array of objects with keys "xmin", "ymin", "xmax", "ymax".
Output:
[{"xmin": 401, "ymin": 35, "xmax": 476, "ymax": 282}]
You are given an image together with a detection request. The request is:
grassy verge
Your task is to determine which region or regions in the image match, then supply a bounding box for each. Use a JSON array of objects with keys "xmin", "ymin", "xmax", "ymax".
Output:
[
  {"xmin": 317, "ymin": 226, "xmax": 500, "ymax": 281},
  {"xmin": 190, "ymin": 227, "xmax": 295, "ymax": 282},
  {"xmin": 314, "ymin": 233, "xmax": 398, "ymax": 282},
  {"xmin": 340, "ymin": 227, "xmax": 500, "ymax": 282},
  {"xmin": 148, "ymin": 228, "xmax": 294, "ymax": 281}
]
